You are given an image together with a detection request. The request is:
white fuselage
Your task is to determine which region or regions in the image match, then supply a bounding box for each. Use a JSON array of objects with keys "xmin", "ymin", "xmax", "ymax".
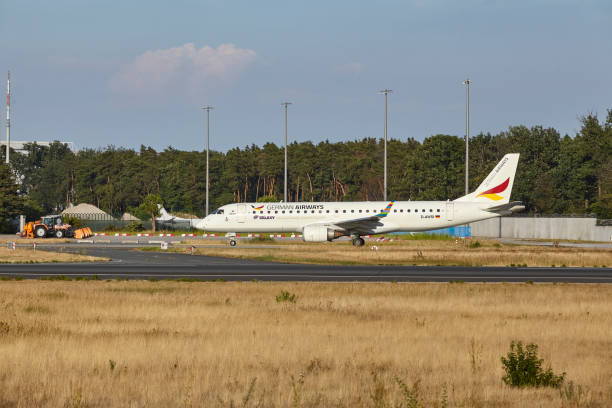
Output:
[{"xmin": 196, "ymin": 200, "xmax": 498, "ymax": 235}]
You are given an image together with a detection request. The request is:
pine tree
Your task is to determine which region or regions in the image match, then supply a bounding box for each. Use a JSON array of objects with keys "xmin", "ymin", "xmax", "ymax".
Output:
[{"xmin": 0, "ymin": 163, "xmax": 24, "ymax": 232}]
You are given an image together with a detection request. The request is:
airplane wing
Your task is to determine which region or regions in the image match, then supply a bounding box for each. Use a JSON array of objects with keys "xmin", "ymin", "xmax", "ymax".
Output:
[{"xmin": 310, "ymin": 201, "xmax": 395, "ymax": 235}]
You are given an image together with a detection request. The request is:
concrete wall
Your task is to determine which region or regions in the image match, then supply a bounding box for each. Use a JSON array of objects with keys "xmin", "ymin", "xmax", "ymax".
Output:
[{"xmin": 471, "ymin": 217, "xmax": 612, "ymax": 242}]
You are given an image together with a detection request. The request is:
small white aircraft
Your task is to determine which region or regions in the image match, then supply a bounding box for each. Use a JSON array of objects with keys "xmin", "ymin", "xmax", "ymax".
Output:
[
  {"xmin": 196, "ymin": 154, "xmax": 523, "ymax": 246},
  {"xmin": 156, "ymin": 205, "xmax": 203, "ymax": 229}
]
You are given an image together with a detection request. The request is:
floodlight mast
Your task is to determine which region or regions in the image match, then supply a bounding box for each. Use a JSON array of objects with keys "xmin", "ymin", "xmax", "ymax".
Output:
[
  {"xmin": 281, "ymin": 102, "xmax": 292, "ymax": 202},
  {"xmin": 379, "ymin": 89, "xmax": 392, "ymax": 201},
  {"xmin": 463, "ymin": 79, "xmax": 471, "ymax": 195},
  {"xmin": 5, "ymin": 71, "xmax": 10, "ymax": 164},
  {"xmin": 202, "ymin": 106, "xmax": 214, "ymax": 216}
]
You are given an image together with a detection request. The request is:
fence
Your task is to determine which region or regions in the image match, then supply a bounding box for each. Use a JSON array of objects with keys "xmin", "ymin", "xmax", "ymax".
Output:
[
  {"xmin": 471, "ymin": 216, "xmax": 612, "ymax": 242},
  {"xmin": 60, "ymin": 214, "xmax": 198, "ymax": 232}
]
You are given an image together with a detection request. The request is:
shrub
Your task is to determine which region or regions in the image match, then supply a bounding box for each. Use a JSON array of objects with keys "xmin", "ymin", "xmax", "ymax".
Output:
[
  {"xmin": 395, "ymin": 377, "xmax": 421, "ymax": 408},
  {"xmin": 251, "ymin": 235, "xmax": 274, "ymax": 243},
  {"xmin": 62, "ymin": 215, "xmax": 83, "ymax": 229},
  {"xmin": 501, "ymin": 341, "xmax": 565, "ymax": 388},
  {"xmin": 126, "ymin": 221, "xmax": 145, "ymax": 232},
  {"xmin": 276, "ymin": 290, "xmax": 297, "ymax": 303},
  {"xmin": 469, "ymin": 240, "xmax": 481, "ymax": 248}
]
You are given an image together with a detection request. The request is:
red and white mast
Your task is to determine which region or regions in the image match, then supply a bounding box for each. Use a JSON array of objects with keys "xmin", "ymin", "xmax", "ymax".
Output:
[{"xmin": 5, "ymin": 71, "xmax": 10, "ymax": 164}]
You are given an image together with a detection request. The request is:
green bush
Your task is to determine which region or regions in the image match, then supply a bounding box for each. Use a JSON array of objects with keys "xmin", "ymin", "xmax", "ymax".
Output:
[
  {"xmin": 251, "ymin": 235, "xmax": 275, "ymax": 243},
  {"xmin": 501, "ymin": 341, "xmax": 565, "ymax": 388},
  {"xmin": 276, "ymin": 290, "xmax": 297, "ymax": 303},
  {"xmin": 469, "ymin": 240, "xmax": 482, "ymax": 248},
  {"xmin": 257, "ymin": 195, "xmax": 277, "ymax": 203},
  {"xmin": 62, "ymin": 215, "xmax": 84, "ymax": 229},
  {"xmin": 126, "ymin": 221, "xmax": 145, "ymax": 232}
]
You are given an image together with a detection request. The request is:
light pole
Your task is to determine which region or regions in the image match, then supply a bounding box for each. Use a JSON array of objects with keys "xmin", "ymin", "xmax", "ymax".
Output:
[
  {"xmin": 202, "ymin": 106, "xmax": 214, "ymax": 216},
  {"xmin": 281, "ymin": 102, "xmax": 292, "ymax": 202},
  {"xmin": 463, "ymin": 79, "xmax": 471, "ymax": 195},
  {"xmin": 379, "ymin": 89, "xmax": 392, "ymax": 201}
]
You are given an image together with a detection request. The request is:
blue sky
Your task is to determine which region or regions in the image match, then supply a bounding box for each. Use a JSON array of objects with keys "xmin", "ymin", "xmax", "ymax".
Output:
[{"xmin": 0, "ymin": 0, "xmax": 610, "ymax": 151}]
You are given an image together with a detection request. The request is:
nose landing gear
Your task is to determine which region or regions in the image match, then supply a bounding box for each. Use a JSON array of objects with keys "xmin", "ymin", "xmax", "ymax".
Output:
[{"xmin": 226, "ymin": 232, "xmax": 237, "ymax": 247}]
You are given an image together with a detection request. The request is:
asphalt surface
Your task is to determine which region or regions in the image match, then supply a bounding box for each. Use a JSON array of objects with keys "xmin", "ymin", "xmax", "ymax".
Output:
[{"xmin": 1, "ymin": 245, "xmax": 611, "ymax": 282}]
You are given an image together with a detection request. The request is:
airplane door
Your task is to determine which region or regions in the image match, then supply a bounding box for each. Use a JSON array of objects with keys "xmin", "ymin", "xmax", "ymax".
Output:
[
  {"xmin": 236, "ymin": 204, "xmax": 247, "ymax": 223},
  {"xmin": 446, "ymin": 202, "xmax": 454, "ymax": 221}
]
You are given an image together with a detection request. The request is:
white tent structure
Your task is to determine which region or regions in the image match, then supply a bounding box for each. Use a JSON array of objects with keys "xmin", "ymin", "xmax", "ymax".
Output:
[
  {"xmin": 120, "ymin": 212, "xmax": 140, "ymax": 221},
  {"xmin": 61, "ymin": 203, "xmax": 110, "ymax": 220}
]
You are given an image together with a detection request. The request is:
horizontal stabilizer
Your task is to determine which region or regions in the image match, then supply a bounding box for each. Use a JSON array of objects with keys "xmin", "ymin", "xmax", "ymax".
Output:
[{"xmin": 484, "ymin": 201, "xmax": 525, "ymax": 215}]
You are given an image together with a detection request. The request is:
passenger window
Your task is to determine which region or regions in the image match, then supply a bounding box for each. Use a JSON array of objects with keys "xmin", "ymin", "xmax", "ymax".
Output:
[
  {"xmin": 437, "ymin": 209, "xmax": 440, "ymax": 212},
  {"xmin": 400, "ymin": 209, "xmax": 403, "ymax": 213},
  {"xmin": 429, "ymin": 209, "xmax": 433, "ymax": 212},
  {"xmin": 289, "ymin": 210, "xmax": 293, "ymax": 214},
  {"xmin": 297, "ymin": 210, "xmax": 300, "ymax": 214},
  {"xmin": 319, "ymin": 210, "xmax": 322, "ymax": 213},
  {"xmin": 326, "ymin": 210, "xmax": 330, "ymax": 213},
  {"xmin": 268, "ymin": 211, "xmax": 271, "ymax": 214},
  {"xmin": 366, "ymin": 210, "xmax": 369, "ymax": 213},
  {"xmin": 282, "ymin": 210, "xmax": 285, "ymax": 214},
  {"xmin": 252, "ymin": 211, "xmax": 256, "ymax": 214},
  {"xmin": 359, "ymin": 209, "xmax": 362, "ymax": 213},
  {"xmin": 311, "ymin": 210, "xmax": 315, "ymax": 214},
  {"xmin": 393, "ymin": 209, "xmax": 397, "ymax": 213},
  {"xmin": 275, "ymin": 211, "xmax": 278, "ymax": 214},
  {"xmin": 335, "ymin": 210, "xmax": 338, "ymax": 213},
  {"xmin": 343, "ymin": 210, "xmax": 346, "ymax": 213},
  {"xmin": 407, "ymin": 209, "xmax": 411, "ymax": 213},
  {"xmin": 351, "ymin": 209, "xmax": 354, "ymax": 213}
]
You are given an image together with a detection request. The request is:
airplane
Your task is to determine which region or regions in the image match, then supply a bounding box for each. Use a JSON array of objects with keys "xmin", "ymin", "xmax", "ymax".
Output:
[
  {"xmin": 156, "ymin": 205, "xmax": 204, "ymax": 229},
  {"xmin": 196, "ymin": 154, "xmax": 524, "ymax": 247}
]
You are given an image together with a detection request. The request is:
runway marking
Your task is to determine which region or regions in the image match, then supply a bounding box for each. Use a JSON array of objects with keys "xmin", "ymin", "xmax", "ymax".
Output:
[{"xmin": 0, "ymin": 272, "xmax": 611, "ymax": 280}]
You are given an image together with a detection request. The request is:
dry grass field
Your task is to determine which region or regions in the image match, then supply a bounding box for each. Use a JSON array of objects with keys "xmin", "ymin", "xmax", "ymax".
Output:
[
  {"xmin": 0, "ymin": 238, "xmax": 72, "ymax": 245},
  {"xmin": 0, "ymin": 247, "xmax": 108, "ymax": 263},
  {"xmin": 0, "ymin": 280, "xmax": 611, "ymax": 407},
  {"xmin": 180, "ymin": 239, "xmax": 612, "ymax": 267}
]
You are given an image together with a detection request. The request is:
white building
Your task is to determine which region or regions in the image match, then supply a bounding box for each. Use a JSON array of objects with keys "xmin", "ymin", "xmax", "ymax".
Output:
[{"xmin": 0, "ymin": 140, "xmax": 76, "ymax": 154}]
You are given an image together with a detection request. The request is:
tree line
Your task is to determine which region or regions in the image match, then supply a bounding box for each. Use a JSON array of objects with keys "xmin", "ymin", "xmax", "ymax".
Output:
[{"xmin": 1, "ymin": 110, "xmax": 611, "ymax": 227}]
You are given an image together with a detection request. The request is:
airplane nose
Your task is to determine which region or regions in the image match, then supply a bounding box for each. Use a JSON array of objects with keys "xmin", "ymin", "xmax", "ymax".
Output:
[{"xmin": 196, "ymin": 217, "xmax": 208, "ymax": 231}]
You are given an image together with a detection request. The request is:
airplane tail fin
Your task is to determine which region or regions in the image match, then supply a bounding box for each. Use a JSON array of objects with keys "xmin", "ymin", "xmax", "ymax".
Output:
[
  {"xmin": 157, "ymin": 204, "xmax": 171, "ymax": 219},
  {"xmin": 455, "ymin": 153, "xmax": 520, "ymax": 205}
]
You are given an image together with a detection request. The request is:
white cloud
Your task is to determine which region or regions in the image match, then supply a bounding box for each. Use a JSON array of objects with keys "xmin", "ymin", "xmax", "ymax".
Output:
[{"xmin": 108, "ymin": 43, "xmax": 256, "ymax": 95}]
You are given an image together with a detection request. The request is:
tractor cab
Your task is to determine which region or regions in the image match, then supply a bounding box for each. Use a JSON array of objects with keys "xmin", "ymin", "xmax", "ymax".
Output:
[{"xmin": 41, "ymin": 215, "xmax": 63, "ymax": 228}]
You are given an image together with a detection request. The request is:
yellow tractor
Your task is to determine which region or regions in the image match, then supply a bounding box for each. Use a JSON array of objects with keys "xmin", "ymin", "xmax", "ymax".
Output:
[{"xmin": 20, "ymin": 215, "xmax": 92, "ymax": 239}]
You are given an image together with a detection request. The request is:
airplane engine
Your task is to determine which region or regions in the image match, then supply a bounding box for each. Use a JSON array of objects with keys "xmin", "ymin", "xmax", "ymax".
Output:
[{"xmin": 302, "ymin": 225, "xmax": 344, "ymax": 242}]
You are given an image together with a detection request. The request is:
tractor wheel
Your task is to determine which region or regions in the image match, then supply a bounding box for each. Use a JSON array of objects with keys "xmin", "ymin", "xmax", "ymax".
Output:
[
  {"xmin": 55, "ymin": 229, "xmax": 65, "ymax": 238},
  {"xmin": 34, "ymin": 226, "xmax": 47, "ymax": 238}
]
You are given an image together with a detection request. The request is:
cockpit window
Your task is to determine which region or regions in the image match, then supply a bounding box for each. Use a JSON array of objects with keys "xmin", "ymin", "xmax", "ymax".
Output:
[{"xmin": 211, "ymin": 208, "xmax": 224, "ymax": 215}]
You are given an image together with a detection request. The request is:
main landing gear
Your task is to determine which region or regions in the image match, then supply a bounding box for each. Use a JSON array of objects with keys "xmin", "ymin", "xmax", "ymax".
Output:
[{"xmin": 352, "ymin": 236, "xmax": 365, "ymax": 247}]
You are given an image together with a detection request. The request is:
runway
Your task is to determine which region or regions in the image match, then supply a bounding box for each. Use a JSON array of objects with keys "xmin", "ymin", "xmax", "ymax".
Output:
[{"xmin": 1, "ymin": 246, "xmax": 611, "ymax": 282}]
